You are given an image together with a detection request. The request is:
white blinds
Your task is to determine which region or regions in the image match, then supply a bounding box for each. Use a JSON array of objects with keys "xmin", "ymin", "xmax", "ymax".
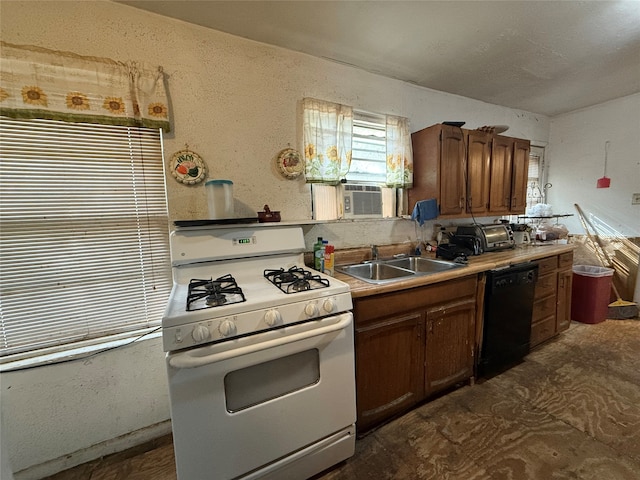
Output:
[
  {"xmin": 0, "ymin": 117, "xmax": 172, "ymax": 358},
  {"xmin": 348, "ymin": 111, "xmax": 387, "ymax": 183}
]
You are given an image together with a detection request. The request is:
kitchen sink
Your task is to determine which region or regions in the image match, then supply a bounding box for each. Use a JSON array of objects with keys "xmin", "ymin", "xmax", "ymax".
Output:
[
  {"xmin": 336, "ymin": 262, "xmax": 415, "ymax": 284},
  {"xmin": 337, "ymin": 256, "xmax": 466, "ymax": 284},
  {"xmin": 385, "ymin": 257, "xmax": 465, "ymax": 274}
]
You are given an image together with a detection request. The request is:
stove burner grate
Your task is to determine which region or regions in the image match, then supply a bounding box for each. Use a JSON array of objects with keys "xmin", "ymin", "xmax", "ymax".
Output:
[
  {"xmin": 264, "ymin": 267, "xmax": 330, "ymax": 294},
  {"xmin": 187, "ymin": 274, "xmax": 246, "ymax": 311}
]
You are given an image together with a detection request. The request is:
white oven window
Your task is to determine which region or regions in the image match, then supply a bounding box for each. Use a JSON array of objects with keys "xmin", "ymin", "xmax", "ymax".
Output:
[{"xmin": 224, "ymin": 349, "xmax": 320, "ymax": 412}]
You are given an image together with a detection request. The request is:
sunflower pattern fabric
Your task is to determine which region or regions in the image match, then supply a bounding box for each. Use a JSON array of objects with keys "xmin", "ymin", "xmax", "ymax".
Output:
[
  {"xmin": 0, "ymin": 41, "xmax": 171, "ymax": 132},
  {"xmin": 303, "ymin": 97, "xmax": 353, "ymax": 184},
  {"xmin": 385, "ymin": 115, "xmax": 413, "ymax": 188}
]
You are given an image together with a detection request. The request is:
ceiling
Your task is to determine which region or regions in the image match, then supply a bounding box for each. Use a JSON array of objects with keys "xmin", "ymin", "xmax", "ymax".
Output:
[{"xmin": 119, "ymin": 0, "xmax": 640, "ymax": 116}]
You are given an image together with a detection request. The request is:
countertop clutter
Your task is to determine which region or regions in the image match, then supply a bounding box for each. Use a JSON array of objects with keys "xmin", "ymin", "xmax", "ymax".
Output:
[{"xmin": 335, "ymin": 243, "xmax": 575, "ymax": 297}]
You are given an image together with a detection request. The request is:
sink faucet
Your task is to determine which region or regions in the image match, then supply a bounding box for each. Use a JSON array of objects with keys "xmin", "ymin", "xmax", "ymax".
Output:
[{"xmin": 371, "ymin": 245, "xmax": 379, "ymax": 261}]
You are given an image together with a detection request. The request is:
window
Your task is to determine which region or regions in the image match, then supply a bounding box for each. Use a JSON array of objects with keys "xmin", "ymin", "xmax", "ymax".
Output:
[
  {"xmin": 526, "ymin": 145, "xmax": 546, "ymax": 209},
  {"xmin": 310, "ymin": 110, "xmax": 403, "ymax": 219},
  {"xmin": 347, "ymin": 111, "xmax": 387, "ymax": 183},
  {"xmin": 0, "ymin": 117, "xmax": 172, "ymax": 360}
]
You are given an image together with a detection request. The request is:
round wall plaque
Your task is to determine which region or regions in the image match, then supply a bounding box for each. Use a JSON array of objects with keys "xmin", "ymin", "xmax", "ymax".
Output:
[
  {"xmin": 170, "ymin": 149, "xmax": 206, "ymax": 185},
  {"xmin": 276, "ymin": 148, "xmax": 304, "ymax": 179}
]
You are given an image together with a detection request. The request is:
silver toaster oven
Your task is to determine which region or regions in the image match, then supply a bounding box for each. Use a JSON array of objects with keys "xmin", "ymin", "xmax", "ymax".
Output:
[{"xmin": 455, "ymin": 224, "xmax": 515, "ymax": 252}]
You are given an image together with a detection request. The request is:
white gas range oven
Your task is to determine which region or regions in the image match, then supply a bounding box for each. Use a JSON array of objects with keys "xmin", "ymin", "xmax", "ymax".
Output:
[{"xmin": 163, "ymin": 224, "xmax": 356, "ymax": 480}]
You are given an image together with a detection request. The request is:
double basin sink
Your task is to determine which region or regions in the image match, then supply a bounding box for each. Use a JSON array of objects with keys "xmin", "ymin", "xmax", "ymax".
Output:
[{"xmin": 336, "ymin": 256, "xmax": 466, "ymax": 284}]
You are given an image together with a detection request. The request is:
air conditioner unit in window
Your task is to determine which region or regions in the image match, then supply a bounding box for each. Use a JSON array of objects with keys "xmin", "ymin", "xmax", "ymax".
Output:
[{"xmin": 342, "ymin": 184, "xmax": 383, "ymax": 218}]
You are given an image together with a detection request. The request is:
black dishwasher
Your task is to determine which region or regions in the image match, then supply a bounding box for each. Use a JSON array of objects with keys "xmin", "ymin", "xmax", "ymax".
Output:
[{"xmin": 478, "ymin": 262, "xmax": 538, "ymax": 378}]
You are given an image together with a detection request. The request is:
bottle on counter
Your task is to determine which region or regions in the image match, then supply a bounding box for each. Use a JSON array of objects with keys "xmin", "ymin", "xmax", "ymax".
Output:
[
  {"xmin": 323, "ymin": 244, "xmax": 335, "ymax": 276},
  {"xmin": 313, "ymin": 237, "xmax": 324, "ymax": 271}
]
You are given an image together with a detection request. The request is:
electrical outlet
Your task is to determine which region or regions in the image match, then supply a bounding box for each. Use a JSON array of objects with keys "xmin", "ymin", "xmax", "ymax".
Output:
[{"xmin": 633, "ymin": 193, "xmax": 640, "ymax": 205}]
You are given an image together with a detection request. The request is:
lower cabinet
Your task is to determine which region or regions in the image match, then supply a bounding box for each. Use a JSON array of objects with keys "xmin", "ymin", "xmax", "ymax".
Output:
[
  {"xmin": 425, "ymin": 299, "xmax": 476, "ymax": 396},
  {"xmin": 531, "ymin": 252, "xmax": 573, "ymax": 347},
  {"xmin": 353, "ymin": 276, "xmax": 477, "ymax": 434},
  {"xmin": 556, "ymin": 256, "xmax": 573, "ymax": 332},
  {"xmin": 355, "ymin": 313, "xmax": 423, "ymax": 431}
]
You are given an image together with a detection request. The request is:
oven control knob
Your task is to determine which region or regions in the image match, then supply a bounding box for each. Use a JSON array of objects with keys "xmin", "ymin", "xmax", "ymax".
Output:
[
  {"xmin": 264, "ymin": 309, "xmax": 282, "ymax": 326},
  {"xmin": 323, "ymin": 299, "xmax": 336, "ymax": 313},
  {"xmin": 218, "ymin": 319, "xmax": 237, "ymax": 337},
  {"xmin": 304, "ymin": 303, "xmax": 318, "ymax": 317},
  {"xmin": 192, "ymin": 325, "xmax": 211, "ymax": 343}
]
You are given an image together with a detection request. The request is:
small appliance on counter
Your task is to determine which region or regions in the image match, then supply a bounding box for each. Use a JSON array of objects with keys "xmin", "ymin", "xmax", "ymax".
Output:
[
  {"xmin": 510, "ymin": 223, "xmax": 532, "ymax": 245},
  {"xmin": 454, "ymin": 223, "xmax": 515, "ymax": 252},
  {"xmin": 449, "ymin": 233, "xmax": 483, "ymax": 255}
]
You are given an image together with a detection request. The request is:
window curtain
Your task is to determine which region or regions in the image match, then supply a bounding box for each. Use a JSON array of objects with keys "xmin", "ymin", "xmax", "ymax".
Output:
[
  {"xmin": 303, "ymin": 97, "xmax": 353, "ymax": 184},
  {"xmin": 0, "ymin": 41, "xmax": 171, "ymax": 132},
  {"xmin": 385, "ymin": 115, "xmax": 413, "ymax": 187}
]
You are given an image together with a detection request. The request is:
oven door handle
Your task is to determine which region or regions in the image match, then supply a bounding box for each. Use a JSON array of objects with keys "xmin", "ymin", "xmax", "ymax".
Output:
[{"xmin": 168, "ymin": 314, "xmax": 352, "ymax": 369}]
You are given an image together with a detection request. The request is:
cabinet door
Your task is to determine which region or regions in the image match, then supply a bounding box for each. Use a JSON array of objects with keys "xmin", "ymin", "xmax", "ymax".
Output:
[
  {"xmin": 510, "ymin": 139, "xmax": 530, "ymax": 213},
  {"xmin": 466, "ymin": 131, "xmax": 491, "ymax": 214},
  {"xmin": 556, "ymin": 268, "xmax": 573, "ymax": 332},
  {"xmin": 439, "ymin": 126, "xmax": 466, "ymax": 215},
  {"xmin": 355, "ymin": 313, "xmax": 424, "ymax": 433},
  {"xmin": 488, "ymin": 136, "xmax": 513, "ymax": 214},
  {"xmin": 425, "ymin": 299, "xmax": 475, "ymax": 396}
]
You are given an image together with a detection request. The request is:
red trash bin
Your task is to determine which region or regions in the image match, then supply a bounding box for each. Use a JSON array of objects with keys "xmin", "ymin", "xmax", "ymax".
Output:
[{"xmin": 571, "ymin": 265, "xmax": 614, "ymax": 324}]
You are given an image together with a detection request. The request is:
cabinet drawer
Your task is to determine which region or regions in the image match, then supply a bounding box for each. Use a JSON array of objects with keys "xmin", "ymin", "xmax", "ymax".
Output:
[
  {"xmin": 559, "ymin": 252, "xmax": 573, "ymax": 269},
  {"xmin": 535, "ymin": 273, "xmax": 557, "ymax": 300},
  {"xmin": 531, "ymin": 315, "xmax": 556, "ymax": 347},
  {"xmin": 354, "ymin": 276, "xmax": 477, "ymax": 324},
  {"xmin": 536, "ymin": 256, "xmax": 558, "ymax": 275},
  {"xmin": 533, "ymin": 294, "xmax": 556, "ymax": 323}
]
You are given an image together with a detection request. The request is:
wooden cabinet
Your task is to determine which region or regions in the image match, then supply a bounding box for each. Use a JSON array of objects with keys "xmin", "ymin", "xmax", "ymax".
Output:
[
  {"xmin": 510, "ymin": 139, "xmax": 531, "ymax": 213},
  {"xmin": 466, "ymin": 131, "xmax": 492, "ymax": 214},
  {"xmin": 488, "ymin": 136, "xmax": 514, "ymax": 215},
  {"xmin": 409, "ymin": 124, "xmax": 466, "ymax": 216},
  {"xmin": 531, "ymin": 252, "xmax": 574, "ymax": 347},
  {"xmin": 556, "ymin": 253, "xmax": 574, "ymax": 332},
  {"xmin": 425, "ymin": 298, "xmax": 476, "ymax": 396},
  {"xmin": 353, "ymin": 276, "xmax": 477, "ymax": 433},
  {"xmin": 410, "ymin": 123, "xmax": 530, "ymax": 218},
  {"xmin": 355, "ymin": 313, "xmax": 423, "ymax": 432},
  {"xmin": 488, "ymin": 136, "xmax": 530, "ymax": 215}
]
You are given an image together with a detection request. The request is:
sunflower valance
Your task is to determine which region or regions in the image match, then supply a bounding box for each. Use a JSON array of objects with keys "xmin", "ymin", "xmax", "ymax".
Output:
[{"xmin": 0, "ymin": 42, "xmax": 171, "ymax": 132}]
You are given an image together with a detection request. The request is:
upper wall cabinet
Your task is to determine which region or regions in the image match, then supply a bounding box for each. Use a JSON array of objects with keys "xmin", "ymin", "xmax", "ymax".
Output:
[
  {"xmin": 409, "ymin": 124, "xmax": 530, "ymax": 219},
  {"xmin": 466, "ymin": 130, "xmax": 492, "ymax": 214},
  {"xmin": 510, "ymin": 139, "xmax": 531, "ymax": 213},
  {"xmin": 409, "ymin": 124, "xmax": 466, "ymax": 216},
  {"xmin": 487, "ymin": 136, "xmax": 530, "ymax": 215}
]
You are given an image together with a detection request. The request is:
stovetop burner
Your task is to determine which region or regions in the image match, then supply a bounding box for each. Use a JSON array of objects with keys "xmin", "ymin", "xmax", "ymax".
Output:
[
  {"xmin": 264, "ymin": 267, "xmax": 330, "ymax": 294},
  {"xmin": 187, "ymin": 274, "xmax": 246, "ymax": 311}
]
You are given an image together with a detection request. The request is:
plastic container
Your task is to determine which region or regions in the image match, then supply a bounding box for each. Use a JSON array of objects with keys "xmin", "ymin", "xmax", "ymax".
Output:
[
  {"xmin": 206, "ymin": 180, "xmax": 233, "ymax": 219},
  {"xmin": 571, "ymin": 265, "xmax": 614, "ymax": 324}
]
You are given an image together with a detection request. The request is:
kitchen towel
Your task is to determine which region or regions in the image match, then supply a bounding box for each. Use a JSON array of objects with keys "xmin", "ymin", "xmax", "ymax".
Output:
[{"xmin": 411, "ymin": 198, "xmax": 439, "ymax": 226}]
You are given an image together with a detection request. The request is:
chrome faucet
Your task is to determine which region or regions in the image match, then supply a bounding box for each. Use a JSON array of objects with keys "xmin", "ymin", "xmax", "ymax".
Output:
[{"xmin": 371, "ymin": 245, "xmax": 379, "ymax": 261}]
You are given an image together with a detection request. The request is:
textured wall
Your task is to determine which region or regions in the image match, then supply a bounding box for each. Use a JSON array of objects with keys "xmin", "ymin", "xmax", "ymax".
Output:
[{"xmin": 547, "ymin": 94, "xmax": 640, "ymax": 236}]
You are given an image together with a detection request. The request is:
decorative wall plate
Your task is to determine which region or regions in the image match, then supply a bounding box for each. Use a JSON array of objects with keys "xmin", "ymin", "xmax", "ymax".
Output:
[
  {"xmin": 276, "ymin": 148, "xmax": 304, "ymax": 179},
  {"xmin": 170, "ymin": 149, "xmax": 206, "ymax": 185}
]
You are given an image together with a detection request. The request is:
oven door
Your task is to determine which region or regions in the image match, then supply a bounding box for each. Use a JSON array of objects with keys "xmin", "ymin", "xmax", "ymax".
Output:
[{"xmin": 166, "ymin": 312, "xmax": 356, "ymax": 480}]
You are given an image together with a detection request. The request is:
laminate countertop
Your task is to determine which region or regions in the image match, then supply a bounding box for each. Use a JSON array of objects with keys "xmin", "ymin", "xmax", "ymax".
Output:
[{"xmin": 335, "ymin": 243, "xmax": 576, "ymax": 299}]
